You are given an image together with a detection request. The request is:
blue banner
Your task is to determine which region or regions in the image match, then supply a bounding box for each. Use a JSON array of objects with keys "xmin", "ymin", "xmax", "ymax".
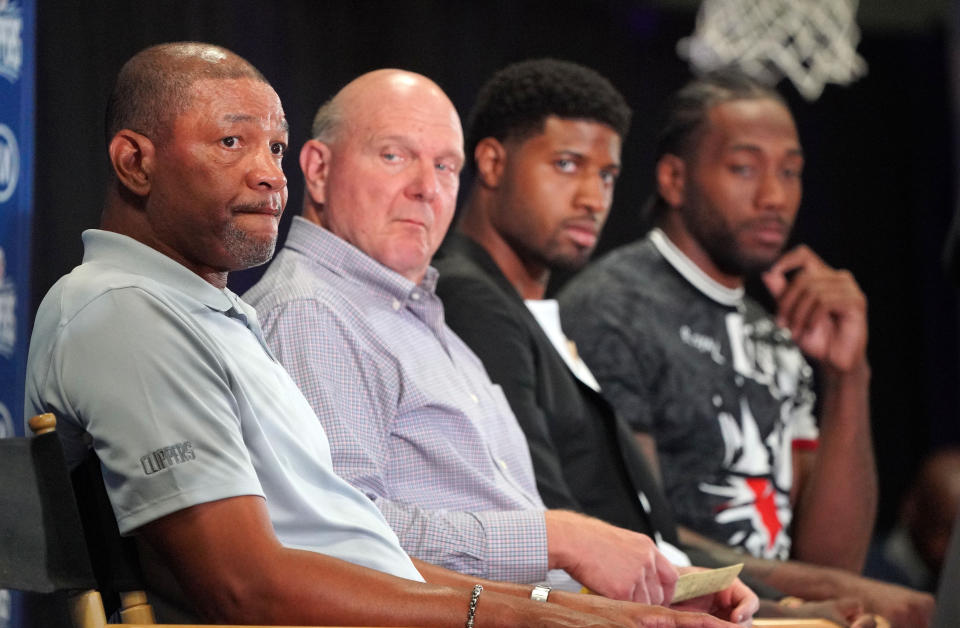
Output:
[
  {"xmin": 0, "ymin": 0, "xmax": 32, "ymax": 437},
  {"xmin": 0, "ymin": 0, "xmax": 34, "ymax": 626}
]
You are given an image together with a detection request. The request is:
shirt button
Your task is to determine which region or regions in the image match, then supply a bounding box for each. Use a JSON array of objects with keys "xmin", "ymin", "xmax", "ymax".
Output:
[
  {"xmin": 498, "ymin": 459, "xmax": 508, "ymax": 470},
  {"xmin": 469, "ymin": 393, "xmax": 479, "ymax": 404},
  {"xmin": 392, "ymin": 299, "xmax": 401, "ymax": 311},
  {"xmin": 411, "ymin": 291, "xmax": 421, "ymax": 301}
]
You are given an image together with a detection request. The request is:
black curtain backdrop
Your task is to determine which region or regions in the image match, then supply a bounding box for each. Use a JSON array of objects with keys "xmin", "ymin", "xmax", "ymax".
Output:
[{"xmin": 34, "ymin": 0, "xmax": 959, "ymax": 532}]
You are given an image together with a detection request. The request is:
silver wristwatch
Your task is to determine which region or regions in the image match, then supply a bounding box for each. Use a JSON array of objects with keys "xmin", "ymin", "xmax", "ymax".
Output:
[{"xmin": 530, "ymin": 584, "xmax": 551, "ymax": 602}]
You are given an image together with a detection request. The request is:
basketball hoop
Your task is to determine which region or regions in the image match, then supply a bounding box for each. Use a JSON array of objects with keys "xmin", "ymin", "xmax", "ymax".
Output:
[{"xmin": 678, "ymin": 0, "xmax": 868, "ymax": 101}]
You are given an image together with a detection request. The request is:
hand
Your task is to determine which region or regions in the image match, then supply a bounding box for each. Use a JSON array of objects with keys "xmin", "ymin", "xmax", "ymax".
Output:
[
  {"xmin": 670, "ymin": 570, "xmax": 758, "ymax": 626},
  {"xmin": 764, "ymin": 597, "xmax": 878, "ymax": 627},
  {"xmin": 855, "ymin": 581, "xmax": 935, "ymax": 628},
  {"xmin": 547, "ymin": 591, "xmax": 743, "ymax": 628},
  {"xmin": 545, "ymin": 510, "xmax": 679, "ymax": 604},
  {"xmin": 762, "ymin": 245, "xmax": 867, "ymax": 372}
]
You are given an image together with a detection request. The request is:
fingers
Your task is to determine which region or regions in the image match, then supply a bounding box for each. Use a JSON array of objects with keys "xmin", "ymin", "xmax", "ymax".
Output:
[
  {"xmin": 850, "ymin": 614, "xmax": 878, "ymax": 628},
  {"xmin": 774, "ymin": 268, "xmax": 863, "ymax": 331},
  {"xmin": 639, "ymin": 567, "xmax": 664, "ymax": 606},
  {"xmin": 556, "ymin": 513, "xmax": 680, "ymax": 606},
  {"xmin": 730, "ymin": 584, "xmax": 759, "ymax": 626},
  {"xmin": 763, "ymin": 245, "xmax": 822, "ymax": 298},
  {"xmin": 632, "ymin": 540, "xmax": 673, "ymax": 604},
  {"xmin": 833, "ymin": 597, "xmax": 865, "ymax": 621},
  {"xmin": 673, "ymin": 611, "xmax": 742, "ymax": 628},
  {"xmin": 762, "ymin": 248, "xmax": 867, "ymax": 368},
  {"xmin": 766, "ymin": 244, "xmax": 824, "ymax": 278},
  {"xmin": 655, "ymin": 550, "xmax": 679, "ymax": 604}
]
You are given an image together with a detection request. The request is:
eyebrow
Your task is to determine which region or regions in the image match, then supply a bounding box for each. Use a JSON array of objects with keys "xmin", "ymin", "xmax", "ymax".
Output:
[
  {"xmin": 728, "ymin": 143, "xmax": 804, "ymax": 158},
  {"xmin": 375, "ymin": 134, "xmax": 465, "ymax": 159},
  {"xmin": 222, "ymin": 114, "xmax": 289, "ymax": 132},
  {"xmin": 554, "ymin": 149, "xmax": 621, "ymax": 168}
]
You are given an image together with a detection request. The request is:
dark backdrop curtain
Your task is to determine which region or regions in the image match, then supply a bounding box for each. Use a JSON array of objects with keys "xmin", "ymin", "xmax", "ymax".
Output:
[{"xmin": 34, "ymin": 0, "xmax": 958, "ymax": 531}]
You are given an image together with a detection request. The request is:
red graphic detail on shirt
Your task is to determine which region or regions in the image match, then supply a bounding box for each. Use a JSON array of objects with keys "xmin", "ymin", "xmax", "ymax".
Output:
[{"xmin": 746, "ymin": 477, "xmax": 782, "ymax": 550}]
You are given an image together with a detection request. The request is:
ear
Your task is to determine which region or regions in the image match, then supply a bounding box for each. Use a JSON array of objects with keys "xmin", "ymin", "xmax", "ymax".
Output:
[
  {"xmin": 108, "ymin": 130, "xmax": 154, "ymax": 197},
  {"xmin": 474, "ymin": 137, "xmax": 507, "ymax": 189},
  {"xmin": 655, "ymin": 154, "xmax": 686, "ymax": 209},
  {"xmin": 300, "ymin": 139, "xmax": 332, "ymax": 205}
]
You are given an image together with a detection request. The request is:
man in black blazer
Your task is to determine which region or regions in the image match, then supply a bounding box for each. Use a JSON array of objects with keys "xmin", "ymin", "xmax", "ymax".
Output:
[
  {"xmin": 435, "ymin": 58, "xmax": 929, "ymax": 627},
  {"xmin": 435, "ymin": 60, "xmax": 675, "ymax": 547}
]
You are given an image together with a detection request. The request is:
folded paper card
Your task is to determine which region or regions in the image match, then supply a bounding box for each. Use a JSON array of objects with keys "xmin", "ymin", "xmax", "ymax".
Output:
[{"xmin": 672, "ymin": 563, "xmax": 744, "ymax": 603}]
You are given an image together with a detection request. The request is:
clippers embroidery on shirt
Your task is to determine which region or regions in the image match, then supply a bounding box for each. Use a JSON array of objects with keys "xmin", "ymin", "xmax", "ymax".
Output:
[{"xmin": 140, "ymin": 441, "xmax": 196, "ymax": 475}]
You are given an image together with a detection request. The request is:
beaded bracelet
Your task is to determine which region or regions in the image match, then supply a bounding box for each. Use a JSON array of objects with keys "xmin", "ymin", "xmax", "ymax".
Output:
[{"xmin": 465, "ymin": 584, "xmax": 483, "ymax": 627}]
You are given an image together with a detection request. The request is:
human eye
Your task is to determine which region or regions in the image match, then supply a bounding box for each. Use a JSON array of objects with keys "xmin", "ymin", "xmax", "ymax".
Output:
[
  {"xmin": 220, "ymin": 136, "xmax": 240, "ymax": 148},
  {"xmin": 600, "ymin": 168, "xmax": 619, "ymax": 185},
  {"xmin": 729, "ymin": 163, "xmax": 756, "ymax": 177},
  {"xmin": 381, "ymin": 148, "xmax": 405, "ymax": 164},
  {"xmin": 555, "ymin": 158, "xmax": 576, "ymax": 173},
  {"xmin": 782, "ymin": 160, "xmax": 804, "ymax": 179},
  {"xmin": 436, "ymin": 159, "xmax": 460, "ymax": 175},
  {"xmin": 271, "ymin": 141, "xmax": 287, "ymax": 156}
]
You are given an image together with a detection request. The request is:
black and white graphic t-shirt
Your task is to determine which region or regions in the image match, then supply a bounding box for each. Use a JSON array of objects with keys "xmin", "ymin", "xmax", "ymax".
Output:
[{"xmin": 560, "ymin": 229, "xmax": 818, "ymax": 560}]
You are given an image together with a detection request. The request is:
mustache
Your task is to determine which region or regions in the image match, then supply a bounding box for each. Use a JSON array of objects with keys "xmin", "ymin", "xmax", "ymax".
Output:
[
  {"xmin": 747, "ymin": 215, "xmax": 788, "ymax": 228},
  {"xmin": 231, "ymin": 201, "xmax": 281, "ymax": 216},
  {"xmin": 561, "ymin": 215, "xmax": 601, "ymax": 230}
]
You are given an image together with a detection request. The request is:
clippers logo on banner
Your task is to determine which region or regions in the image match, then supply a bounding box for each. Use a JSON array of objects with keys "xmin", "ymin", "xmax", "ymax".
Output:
[
  {"xmin": 0, "ymin": 125, "xmax": 17, "ymax": 203},
  {"xmin": 0, "ymin": 402, "xmax": 13, "ymax": 438},
  {"xmin": 0, "ymin": 0, "xmax": 22, "ymax": 83},
  {"xmin": 0, "ymin": 1, "xmax": 32, "ymax": 626}
]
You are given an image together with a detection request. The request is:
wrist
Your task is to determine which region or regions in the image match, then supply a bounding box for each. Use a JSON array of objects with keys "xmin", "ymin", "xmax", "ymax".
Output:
[
  {"xmin": 823, "ymin": 355, "xmax": 871, "ymax": 383},
  {"xmin": 543, "ymin": 509, "xmax": 581, "ymax": 569}
]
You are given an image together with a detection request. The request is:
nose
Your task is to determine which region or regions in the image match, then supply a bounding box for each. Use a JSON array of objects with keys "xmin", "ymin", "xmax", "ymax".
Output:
[
  {"xmin": 574, "ymin": 171, "xmax": 608, "ymax": 215},
  {"xmin": 756, "ymin": 169, "xmax": 788, "ymax": 210},
  {"xmin": 248, "ymin": 146, "xmax": 287, "ymax": 191},
  {"xmin": 406, "ymin": 161, "xmax": 439, "ymax": 202}
]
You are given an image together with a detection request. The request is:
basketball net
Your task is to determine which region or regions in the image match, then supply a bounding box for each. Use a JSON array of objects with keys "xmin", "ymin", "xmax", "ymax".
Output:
[{"xmin": 678, "ymin": 0, "xmax": 868, "ymax": 100}]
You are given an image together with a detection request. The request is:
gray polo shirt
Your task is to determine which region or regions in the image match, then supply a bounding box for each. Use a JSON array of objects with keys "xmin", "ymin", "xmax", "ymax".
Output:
[{"xmin": 25, "ymin": 229, "xmax": 422, "ymax": 582}]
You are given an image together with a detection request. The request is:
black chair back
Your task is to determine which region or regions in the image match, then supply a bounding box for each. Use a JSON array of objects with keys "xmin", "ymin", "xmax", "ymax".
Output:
[
  {"xmin": 0, "ymin": 430, "xmax": 97, "ymax": 594},
  {"xmin": 70, "ymin": 452, "xmax": 148, "ymax": 618}
]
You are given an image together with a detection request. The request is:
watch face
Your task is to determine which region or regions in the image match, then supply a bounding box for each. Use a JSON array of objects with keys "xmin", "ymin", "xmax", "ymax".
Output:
[{"xmin": 531, "ymin": 585, "xmax": 551, "ymax": 602}]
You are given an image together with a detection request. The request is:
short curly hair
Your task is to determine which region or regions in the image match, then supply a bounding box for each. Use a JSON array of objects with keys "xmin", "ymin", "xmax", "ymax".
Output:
[{"xmin": 466, "ymin": 58, "xmax": 631, "ymax": 169}]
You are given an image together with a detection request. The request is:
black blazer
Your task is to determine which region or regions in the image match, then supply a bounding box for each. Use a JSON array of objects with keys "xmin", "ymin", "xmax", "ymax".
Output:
[{"xmin": 434, "ymin": 234, "xmax": 679, "ymax": 543}]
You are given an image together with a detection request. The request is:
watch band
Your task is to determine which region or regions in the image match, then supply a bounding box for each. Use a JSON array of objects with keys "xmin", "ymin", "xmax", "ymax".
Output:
[{"xmin": 530, "ymin": 584, "xmax": 551, "ymax": 602}]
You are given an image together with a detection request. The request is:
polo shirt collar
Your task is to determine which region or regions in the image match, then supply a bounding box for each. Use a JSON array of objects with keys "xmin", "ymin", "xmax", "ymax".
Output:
[{"xmin": 81, "ymin": 229, "xmax": 238, "ymax": 313}]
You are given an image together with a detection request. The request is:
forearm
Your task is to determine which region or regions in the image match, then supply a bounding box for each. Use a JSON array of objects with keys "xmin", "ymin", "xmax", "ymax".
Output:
[
  {"xmin": 379, "ymin": 498, "xmax": 550, "ymax": 584},
  {"xmin": 679, "ymin": 525, "xmax": 844, "ymax": 601},
  {"xmin": 212, "ymin": 547, "xmax": 641, "ymax": 627},
  {"xmin": 792, "ymin": 359, "xmax": 876, "ymax": 571},
  {"xmin": 200, "ymin": 546, "xmax": 475, "ymax": 626},
  {"xmin": 417, "ymin": 558, "xmax": 739, "ymax": 627},
  {"xmin": 142, "ymin": 506, "xmax": 510, "ymax": 626}
]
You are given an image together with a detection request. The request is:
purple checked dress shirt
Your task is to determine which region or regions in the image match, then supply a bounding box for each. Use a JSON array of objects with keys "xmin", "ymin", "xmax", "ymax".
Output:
[{"xmin": 245, "ymin": 217, "xmax": 557, "ymax": 584}]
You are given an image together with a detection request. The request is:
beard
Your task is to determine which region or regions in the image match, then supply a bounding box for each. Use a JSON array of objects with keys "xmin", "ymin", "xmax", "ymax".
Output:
[
  {"xmin": 542, "ymin": 240, "xmax": 594, "ymax": 272},
  {"xmin": 505, "ymin": 230, "xmax": 596, "ymax": 274},
  {"xmin": 222, "ymin": 223, "xmax": 277, "ymax": 269},
  {"xmin": 680, "ymin": 188, "xmax": 790, "ymax": 279}
]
